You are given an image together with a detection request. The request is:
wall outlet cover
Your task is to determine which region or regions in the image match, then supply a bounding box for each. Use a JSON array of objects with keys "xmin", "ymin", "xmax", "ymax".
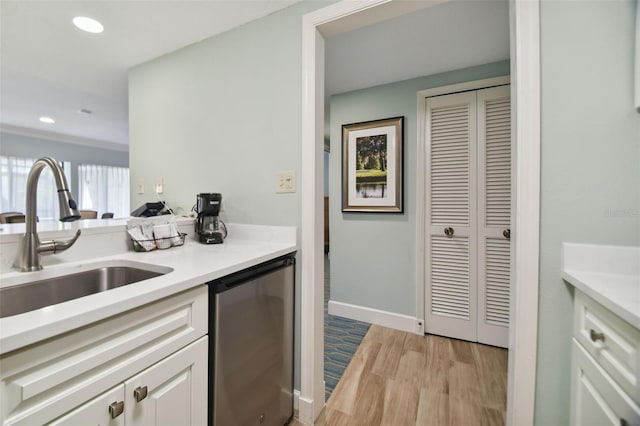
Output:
[{"xmin": 155, "ymin": 176, "xmax": 163, "ymax": 194}]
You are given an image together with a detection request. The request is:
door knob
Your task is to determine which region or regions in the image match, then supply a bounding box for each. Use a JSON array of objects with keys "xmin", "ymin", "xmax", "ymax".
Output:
[
  {"xmin": 444, "ymin": 227, "xmax": 454, "ymax": 237},
  {"xmin": 503, "ymin": 228, "xmax": 511, "ymax": 240},
  {"xmin": 134, "ymin": 385, "xmax": 148, "ymax": 402},
  {"xmin": 109, "ymin": 401, "xmax": 124, "ymax": 419}
]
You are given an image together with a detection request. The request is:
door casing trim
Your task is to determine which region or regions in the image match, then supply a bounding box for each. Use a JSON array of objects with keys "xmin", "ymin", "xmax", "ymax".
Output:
[{"xmin": 300, "ymin": 1, "xmax": 540, "ymax": 425}]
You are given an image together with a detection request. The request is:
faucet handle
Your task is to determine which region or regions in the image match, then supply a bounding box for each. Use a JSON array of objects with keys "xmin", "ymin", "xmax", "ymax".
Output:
[{"xmin": 38, "ymin": 229, "xmax": 82, "ymax": 255}]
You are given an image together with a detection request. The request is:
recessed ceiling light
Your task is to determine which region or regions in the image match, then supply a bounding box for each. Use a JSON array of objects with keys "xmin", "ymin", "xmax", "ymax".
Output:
[
  {"xmin": 72, "ymin": 16, "xmax": 104, "ymax": 34},
  {"xmin": 39, "ymin": 116, "xmax": 55, "ymax": 124}
]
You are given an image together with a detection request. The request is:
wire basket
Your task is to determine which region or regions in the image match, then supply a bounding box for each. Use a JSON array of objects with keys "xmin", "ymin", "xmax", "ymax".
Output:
[{"xmin": 130, "ymin": 232, "xmax": 187, "ymax": 252}]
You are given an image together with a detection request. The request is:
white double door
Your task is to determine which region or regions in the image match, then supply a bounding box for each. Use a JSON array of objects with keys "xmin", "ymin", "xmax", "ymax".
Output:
[{"xmin": 424, "ymin": 85, "xmax": 511, "ymax": 348}]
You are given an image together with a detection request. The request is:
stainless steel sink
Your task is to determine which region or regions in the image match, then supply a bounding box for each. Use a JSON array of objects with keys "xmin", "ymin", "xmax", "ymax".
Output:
[{"xmin": 0, "ymin": 262, "xmax": 172, "ymax": 318}]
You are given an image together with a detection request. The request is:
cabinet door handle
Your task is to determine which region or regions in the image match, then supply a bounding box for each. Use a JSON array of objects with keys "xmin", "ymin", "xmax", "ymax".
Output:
[
  {"xmin": 503, "ymin": 228, "xmax": 511, "ymax": 240},
  {"xmin": 134, "ymin": 385, "xmax": 148, "ymax": 402},
  {"xmin": 109, "ymin": 401, "xmax": 124, "ymax": 419},
  {"xmin": 589, "ymin": 329, "xmax": 605, "ymax": 343},
  {"xmin": 444, "ymin": 227, "xmax": 454, "ymax": 237}
]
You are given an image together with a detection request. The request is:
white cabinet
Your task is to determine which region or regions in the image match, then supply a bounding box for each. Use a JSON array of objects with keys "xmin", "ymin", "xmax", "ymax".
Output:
[
  {"xmin": 0, "ymin": 286, "xmax": 208, "ymax": 426},
  {"xmin": 44, "ymin": 338, "xmax": 207, "ymax": 426},
  {"xmin": 570, "ymin": 290, "xmax": 640, "ymax": 426},
  {"xmin": 47, "ymin": 386, "xmax": 125, "ymax": 426},
  {"xmin": 124, "ymin": 337, "xmax": 207, "ymax": 426}
]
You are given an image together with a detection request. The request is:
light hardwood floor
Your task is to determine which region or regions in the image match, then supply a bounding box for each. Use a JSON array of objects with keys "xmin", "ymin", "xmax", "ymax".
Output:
[{"xmin": 291, "ymin": 324, "xmax": 508, "ymax": 426}]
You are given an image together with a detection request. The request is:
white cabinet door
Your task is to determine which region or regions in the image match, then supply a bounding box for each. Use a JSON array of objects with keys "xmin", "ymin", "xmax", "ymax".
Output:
[
  {"xmin": 424, "ymin": 91, "xmax": 478, "ymax": 342},
  {"xmin": 477, "ymin": 85, "xmax": 512, "ymax": 347},
  {"xmin": 124, "ymin": 336, "xmax": 208, "ymax": 426},
  {"xmin": 46, "ymin": 385, "xmax": 125, "ymax": 426},
  {"xmin": 571, "ymin": 339, "xmax": 640, "ymax": 426}
]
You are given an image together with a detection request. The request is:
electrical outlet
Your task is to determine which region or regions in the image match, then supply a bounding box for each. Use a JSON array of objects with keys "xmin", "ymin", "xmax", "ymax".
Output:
[
  {"xmin": 137, "ymin": 179, "xmax": 145, "ymax": 194},
  {"xmin": 155, "ymin": 177, "xmax": 163, "ymax": 194},
  {"xmin": 276, "ymin": 171, "xmax": 296, "ymax": 193}
]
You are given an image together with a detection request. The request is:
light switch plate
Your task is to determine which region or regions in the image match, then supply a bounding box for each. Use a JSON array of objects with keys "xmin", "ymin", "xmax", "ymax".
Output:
[
  {"xmin": 137, "ymin": 179, "xmax": 145, "ymax": 194},
  {"xmin": 276, "ymin": 171, "xmax": 296, "ymax": 193}
]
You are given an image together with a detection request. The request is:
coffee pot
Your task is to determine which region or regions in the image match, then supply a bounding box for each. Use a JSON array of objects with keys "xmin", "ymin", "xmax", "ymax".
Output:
[{"xmin": 195, "ymin": 193, "xmax": 227, "ymax": 244}]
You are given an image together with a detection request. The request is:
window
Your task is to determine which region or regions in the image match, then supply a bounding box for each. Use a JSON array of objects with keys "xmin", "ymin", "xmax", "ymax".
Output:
[
  {"xmin": 78, "ymin": 164, "xmax": 130, "ymax": 218},
  {"xmin": 0, "ymin": 156, "xmax": 72, "ymax": 221}
]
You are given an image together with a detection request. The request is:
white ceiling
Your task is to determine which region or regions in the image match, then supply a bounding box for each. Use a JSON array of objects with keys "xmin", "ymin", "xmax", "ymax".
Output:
[
  {"xmin": 0, "ymin": 0, "xmax": 509, "ymax": 149},
  {"xmin": 326, "ymin": 0, "xmax": 509, "ymax": 95},
  {"xmin": 0, "ymin": 0, "xmax": 302, "ymax": 146}
]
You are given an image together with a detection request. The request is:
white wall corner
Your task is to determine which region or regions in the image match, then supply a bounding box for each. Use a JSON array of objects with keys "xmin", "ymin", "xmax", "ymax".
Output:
[
  {"xmin": 300, "ymin": 8, "xmax": 326, "ymax": 426},
  {"xmin": 635, "ymin": 1, "xmax": 639, "ymax": 112},
  {"xmin": 506, "ymin": 0, "xmax": 540, "ymax": 425}
]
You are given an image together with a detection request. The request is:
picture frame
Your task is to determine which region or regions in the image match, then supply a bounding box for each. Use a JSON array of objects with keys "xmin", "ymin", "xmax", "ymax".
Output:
[{"xmin": 342, "ymin": 116, "xmax": 404, "ymax": 213}]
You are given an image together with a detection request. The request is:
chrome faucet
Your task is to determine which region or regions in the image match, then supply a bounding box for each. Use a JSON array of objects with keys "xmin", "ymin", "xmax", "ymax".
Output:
[{"xmin": 14, "ymin": 157, "xmax": 82, "ymax": 272}]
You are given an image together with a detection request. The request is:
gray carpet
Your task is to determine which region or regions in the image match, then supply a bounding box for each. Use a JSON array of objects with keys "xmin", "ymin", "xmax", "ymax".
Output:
[{"xmin": 324, "ymin": 255, "xmax": 370, "ymax": 401}]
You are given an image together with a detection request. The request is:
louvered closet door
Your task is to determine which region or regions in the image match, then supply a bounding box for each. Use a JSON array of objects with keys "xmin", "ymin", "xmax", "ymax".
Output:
[
  {"xmin": 424, "ymin": 91, "xmax": 478, "ymax": 342},
  {"xmin": 477, "ymin": 85, "xmax": 511, "ymax": 348}
]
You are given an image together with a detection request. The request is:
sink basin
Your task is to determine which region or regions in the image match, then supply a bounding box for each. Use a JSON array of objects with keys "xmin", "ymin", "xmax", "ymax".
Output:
[{"xmin": 0, "ymin": 261, "xmax": 172, "ymax": 318}]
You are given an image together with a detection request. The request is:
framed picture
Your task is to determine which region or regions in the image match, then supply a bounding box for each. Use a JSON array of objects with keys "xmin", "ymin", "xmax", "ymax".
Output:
[{"xmin": 342, "ymin": 116, "xmax": 404, "ymax": 213}]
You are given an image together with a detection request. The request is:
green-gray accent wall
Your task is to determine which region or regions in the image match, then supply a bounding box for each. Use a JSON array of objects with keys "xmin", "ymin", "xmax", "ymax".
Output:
[
  {"xmin": 536, "ymin": 1, "xmax": 640, "ymax": 424},
  {"xmin": 328, "ymin": 61, "xmax": 510, "ymax": 316},
  {"xmin": 129, "ymin": 1, "xmax": 334, "ymax": 390}
]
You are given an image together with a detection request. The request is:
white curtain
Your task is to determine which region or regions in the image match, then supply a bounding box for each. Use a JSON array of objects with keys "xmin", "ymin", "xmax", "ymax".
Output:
[
  {"xmin": 78, "ymin": 164, "xmax": 129, "ymax": 218},
  {"xmin": 0, "ymin": 156, "xmax": 71, "ymax": 221}
]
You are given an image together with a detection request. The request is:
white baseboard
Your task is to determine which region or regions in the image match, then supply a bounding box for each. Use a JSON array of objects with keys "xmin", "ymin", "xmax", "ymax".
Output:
[
  {"xmin": 297, "ymin": 393, "xmax": 318, "ymax": 425},
  {"xmin": 328, "ymin": 300, "xmax": 419, "ymax": 334}
]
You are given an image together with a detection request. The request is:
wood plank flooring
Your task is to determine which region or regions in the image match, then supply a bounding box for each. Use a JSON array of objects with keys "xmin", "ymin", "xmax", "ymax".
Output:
[{"xmin": 290, "ymin": 324, "xmax": 508, "ymax": 426}]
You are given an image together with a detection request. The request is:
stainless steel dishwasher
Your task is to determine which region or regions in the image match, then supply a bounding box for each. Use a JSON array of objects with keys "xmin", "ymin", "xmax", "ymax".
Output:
[{"xmin": 208, "ymin": 254, "xmax": 295, "ymax": 426}]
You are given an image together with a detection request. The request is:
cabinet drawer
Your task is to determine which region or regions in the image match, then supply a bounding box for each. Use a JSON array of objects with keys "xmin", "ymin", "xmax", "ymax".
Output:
[
  {"xmin": 45, "ymin": 385, "xmax": 124, "ymax": 426},
  {"xmin": 0, "ymin": 285, "xmax": 207, "ymax": 426},
  {"xmin": 571, "ymin": 339, "xmax": 640, "ymax": 426},
  {"xmin": 574, "ymin": 290, "xmax": 640, "ymax": 404}
]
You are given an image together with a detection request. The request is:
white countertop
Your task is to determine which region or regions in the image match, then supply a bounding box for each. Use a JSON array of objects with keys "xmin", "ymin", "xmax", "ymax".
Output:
[
  {"xmin": 562, "ymin": 243, "xmax": 640, "ymax": 329},
  {"xmin": 0, "ymin": 222, "xmax": 297, "ymax": 354}
]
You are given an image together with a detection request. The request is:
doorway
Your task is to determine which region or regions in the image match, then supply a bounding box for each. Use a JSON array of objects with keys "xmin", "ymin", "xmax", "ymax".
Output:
[{"xmin": 300, "ymin": 1, "xmax": 541, "ymax": 425}]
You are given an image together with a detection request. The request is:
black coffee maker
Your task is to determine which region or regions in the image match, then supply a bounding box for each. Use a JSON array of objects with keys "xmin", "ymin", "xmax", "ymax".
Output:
[{"xmin": 195, "ymin": 193, "xmax": 227, "ymax": 244}]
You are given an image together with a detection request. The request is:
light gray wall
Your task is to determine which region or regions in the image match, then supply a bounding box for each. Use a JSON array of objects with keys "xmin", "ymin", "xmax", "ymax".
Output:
[
  {"xmin": 129, "ymin": 1, "xmax": 332, "ymax": 390},
  {"xmin": 129, "ymin": 2, "xmax": 328, "ymax": 221},
  {"xmin": 536, "ymin": 1, "xmax": 640, "ymax": 424},
  {"xmin": 0, "ymin": 131, "xmax": 129, "ymax": 196},
  {"xmin": 329, "ymin": 61, "xmax": 509, "ymax": 316}
]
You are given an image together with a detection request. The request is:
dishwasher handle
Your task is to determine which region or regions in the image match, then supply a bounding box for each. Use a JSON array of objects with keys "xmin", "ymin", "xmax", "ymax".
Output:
[{"xmin": 208, "ymin": 253, "xmax": 295, "ymax": 294}]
